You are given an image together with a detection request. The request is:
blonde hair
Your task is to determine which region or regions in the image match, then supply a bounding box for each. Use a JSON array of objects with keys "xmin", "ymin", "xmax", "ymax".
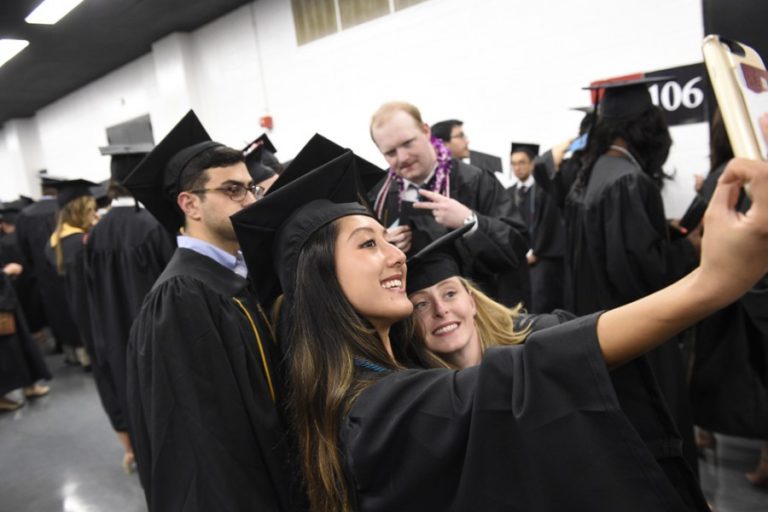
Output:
[
  {"xmin": 463, "ymin": 277, "xmax": 530, "ymax": 351},
  {"xmin": 369, "ymin": 101, "xmax": 425, "ymax": 141},
  {"xmin": 413, "ymin": 277, "xmax": 530, "ymax": 369},
  {"xmin": 53, "ymin": 195, "xmax": 95, "ymax": 274}
]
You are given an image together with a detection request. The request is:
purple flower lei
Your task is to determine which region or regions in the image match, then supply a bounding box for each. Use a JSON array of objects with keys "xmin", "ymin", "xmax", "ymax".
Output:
[{"xmin": 374, "ymin": 136, "xmax": 452, "ymax": 219}]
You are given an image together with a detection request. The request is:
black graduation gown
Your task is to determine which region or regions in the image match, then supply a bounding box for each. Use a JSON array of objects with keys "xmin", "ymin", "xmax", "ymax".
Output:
[
  {"xmin": 127, "ymin": 248, "xmax": 303, "ymax": 512},
  {"xmin": 507, "ymin": 182, "xmax": 566, "ymax": 313},
  {"xmin": 515, "ymin": 312, "xmax": 708, "ymax": 510},
  {"xmin": 85, "ymin": 206, "xmax": 173, "ymax": 432},
  {"xmin": 564, "ymin": 155, "xmax": 697, "ymax": 313},
  {"xmin": 16, "ymin": 199, "xmax": 79, "ymax": 347},
  {"xmin": 532, "ymin": 150, "xmax": 584, "ymax": 211},
  {"xmin": 369, "ymin": 159, "xmax": 530, "ymax": 307},
  {"xmin": 43, "ymin": 234, "xmax": 85, "ymax": 348},
  {"xmin": 0, "ymin": 232, "xmax": 46, "ymax": 332},
  {"xmin": 690, "ymin": 165, "xmax": 768, "ymax": 438},
  {"xmin": 0, "ymin": 273, "xmax": 51, "ymax": 396},
  {"xmin": 564, "ymin": 154, "xmax": 700, "ymax": 472},
  {"xmin": 341, "ymin": 314, "xmax": 708, "ymax": 511}
]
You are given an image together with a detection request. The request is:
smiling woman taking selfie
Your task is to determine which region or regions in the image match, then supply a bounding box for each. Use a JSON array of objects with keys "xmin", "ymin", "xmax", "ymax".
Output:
[{"xmin": 233, "ymin": 135, "xmax": 768, "ymax": 512}]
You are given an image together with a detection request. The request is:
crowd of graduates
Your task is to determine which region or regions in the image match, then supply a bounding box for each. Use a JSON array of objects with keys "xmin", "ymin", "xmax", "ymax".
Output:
[{"xmin": 1, "ymin": 80, "xmax": 767, "ymax": 511}]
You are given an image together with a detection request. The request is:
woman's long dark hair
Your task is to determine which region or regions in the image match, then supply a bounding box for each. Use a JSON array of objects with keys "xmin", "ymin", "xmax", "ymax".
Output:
[
  {"xmin": 577, "ymin": 106, "xmax": 673, "ymax": 191},
  {"xmin": 284, "ymin": 219, "xmax": 427, "ymax": 511}
]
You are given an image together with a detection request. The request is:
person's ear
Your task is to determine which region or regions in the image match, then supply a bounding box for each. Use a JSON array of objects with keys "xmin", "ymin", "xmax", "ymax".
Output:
[{"xmin": 178, "ymin": 191, "xmax": 203, "ymax": 222}]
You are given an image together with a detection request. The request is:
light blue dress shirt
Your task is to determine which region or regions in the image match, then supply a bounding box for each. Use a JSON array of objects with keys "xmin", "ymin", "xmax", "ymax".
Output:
[{"xmin": 177, "ymin": 235, "xmax": 248, "ymax": 278}]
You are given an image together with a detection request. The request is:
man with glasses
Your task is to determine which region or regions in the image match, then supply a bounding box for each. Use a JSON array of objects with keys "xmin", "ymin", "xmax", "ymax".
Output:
[
  {"xmin": 433, "ymin": 118, "xmax": 505, "ymax": 178},
  {"xmin": 122, "ymin": 111, "xmax": 303, "ymax": 512},
  {"xmin": 430, "ymin": 119, "xmax": 470, "ymax": 159}
]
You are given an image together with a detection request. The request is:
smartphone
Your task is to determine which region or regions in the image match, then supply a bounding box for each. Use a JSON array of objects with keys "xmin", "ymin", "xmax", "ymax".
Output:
[
  {"xmin": 678, "ymin": 194, "xmax": 708, "ymax": 232},
  {"xmin": 702, "ymin": 35, "xmax": 768, "ymax": 161}
]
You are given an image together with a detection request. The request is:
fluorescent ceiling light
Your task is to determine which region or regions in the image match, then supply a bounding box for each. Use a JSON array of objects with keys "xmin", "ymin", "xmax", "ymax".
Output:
[
  {"xmin": 26, "ymin": 0, "xmax": 84, "ymax": 25},
  {"xmin": 0, "ymin": 39, "xmax": 30, "ymax": 69}
]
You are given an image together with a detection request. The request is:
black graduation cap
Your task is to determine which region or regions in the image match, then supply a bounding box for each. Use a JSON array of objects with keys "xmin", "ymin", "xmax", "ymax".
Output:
[
  {"xmin": 39, "ymin": 173, "xmax": 66, "ymax": 188},
  {"xmin": 50, "ymin": 179, "xmax": 97, "ymax": 208},
  {"xmin": 570, "ymin": 106, "xmax": 595, "ymax": 114},
  {"xmin": 469, "ymin": 150, "xmax": 503, "ymax": 174},
  {"xmin": 584, "ymin": 76, "xmax": 670, "ymax": 120},
  {"xmin": 122, "ymin": 110, "xmax": 223, "ymax": 234},
  {"xmin": 244, "ymin": 134, "xmax": 279, "ymax": 183},
  {"xmin": 271, "ymin": 133, "xmax": 385, "ymax": 201},
  {"xmin": 248, "ymin": 162, "xmax": 276, "ymax": 184},
  {"xmin": 99, "ymin": 142, "xmax": 153, "ymax": 184},
  {"xmin": 231, "ymin": 137, "xmax": 379, "ymax": 303},
  {"xmin": 243, "ymin": 133, "xmax": 277, "ymax": 156},
  {"xmin": 404, "ymin": 222, "xmax": 474, "ymax": 294},
  {"xmin": 510, "ymin": 142, "xmax": 540, "ymax": 158},
  {"xmin": 0, "ymin": 199, "xmax": 28, "ymax": 223}
]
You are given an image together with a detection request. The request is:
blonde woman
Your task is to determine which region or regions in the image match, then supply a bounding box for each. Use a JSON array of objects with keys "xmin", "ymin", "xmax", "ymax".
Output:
[
  {"xmin": 406, "ymin": 247, "xmax": 528, "ymax": 369},
  {"xmin": 44, "ymin": 180, "xmax": 97, "ymax": 370}
]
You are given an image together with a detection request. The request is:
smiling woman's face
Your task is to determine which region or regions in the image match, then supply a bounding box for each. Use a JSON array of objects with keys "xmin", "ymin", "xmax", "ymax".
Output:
[
  {"xmin": 334, "ymin": 215, "xmax": 413, "ymax": 330},
  {"xmin": 409, "ymin": 276, "xmax": 480, "ymax": 364}
]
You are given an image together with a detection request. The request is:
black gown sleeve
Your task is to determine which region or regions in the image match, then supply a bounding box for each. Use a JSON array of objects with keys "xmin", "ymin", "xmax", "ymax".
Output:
[
  {"xmin": 341, "ymin": 314, "xmax": 696, "ymax": 512},
  {"xmin": 456, "ymin": 169, "xmax": 529, "ymax": 274},
  {"xmin": 530, "ymin": 187, "xmax": 565, "ymax": 259},
  {"xmin": 532, "ymin": 150, "xmax": 580, "ymax": 210}
]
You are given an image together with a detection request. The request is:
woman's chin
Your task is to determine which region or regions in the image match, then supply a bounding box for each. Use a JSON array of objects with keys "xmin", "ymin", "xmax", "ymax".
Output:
[{"xmin": 381, "ymin": 302, "xmax": 415, "ymax": 325}]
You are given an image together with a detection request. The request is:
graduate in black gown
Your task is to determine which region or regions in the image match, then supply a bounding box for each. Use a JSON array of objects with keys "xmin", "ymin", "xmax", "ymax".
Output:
[
  {"xmin": 84, "ymin": 143, "xmax": 174, "ymax": 472},
  {"xmin": 15, "ymin": 176, "xmax": 82, "ymax": 360},
  {"xmin": 533, "ymin": 107, "xmax": 595, "ymax": 211},
  {"xmin": 563, "ymin": 78, "xmax": 702, "ymax": 471},
  {"xmin": 232, "ymin": 133, "xmax": 768, "ymax": 512},
  {"xmin": 368, "ymin": 102, "xmax": 529, "ymax": 308},
  {"xmin": 507, "ymin": 142, "xmax": 566, "ymax": 313},
  {"xmin": 44, "ymin": 180, "xmax": 97, "ymax": 370},
  {"xmin": 0, "ymin": 265, "xmax": 51, "ymax": 411},
  {"xmin": 122, "ymin": 111, "xmax": 304, "ymax": 512},
  {"xmin": 687, "ymin": 110, "xmax": 768, "ymax": 485},
  {"xmin": 0, "ymin": 199, "xmax": 46, "ymax": 338}
]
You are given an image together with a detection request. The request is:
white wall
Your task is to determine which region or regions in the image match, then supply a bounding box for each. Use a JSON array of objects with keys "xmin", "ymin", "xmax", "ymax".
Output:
[
  {"xmin": 0, "ymin": 0, "xmax": 707, "ymax": 216},
  {"xmin": 34, "ymin": 54, "xmax": 159, "ymax": 185}
]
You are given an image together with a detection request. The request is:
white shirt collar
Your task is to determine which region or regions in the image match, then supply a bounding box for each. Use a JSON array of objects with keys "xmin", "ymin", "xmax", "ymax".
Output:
[
  {"xmin": 402, "ymin": 161, "xmax": 438, "ymax": 189},
  {"xmin": 516, "ymin": 175, "xmax": 535, "ymax": 189},
  {"xmin": 110, "ymin": 197, "xmax": 142, "ymax": 208}
]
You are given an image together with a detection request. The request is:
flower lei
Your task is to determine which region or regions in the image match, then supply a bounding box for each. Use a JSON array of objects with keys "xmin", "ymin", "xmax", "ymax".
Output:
[{"xmin": 374, "ymin": 136, "xmax": 452, "ymax": 219}]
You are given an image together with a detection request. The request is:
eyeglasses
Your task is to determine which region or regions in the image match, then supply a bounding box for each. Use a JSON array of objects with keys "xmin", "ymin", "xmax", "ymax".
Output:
[
  {"xmin": 450, "ymin": 132, "xmax": 467, "ymax": 140},
  {"xmin": 190, "ymin": 183, "xmax": 265, "ymax": 202}
]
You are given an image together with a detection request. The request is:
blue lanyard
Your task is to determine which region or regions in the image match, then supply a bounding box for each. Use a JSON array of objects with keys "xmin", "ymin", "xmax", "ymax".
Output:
[{"xmin": 353, "ymin": 358, "xmax": 390, "ymax": 374}]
